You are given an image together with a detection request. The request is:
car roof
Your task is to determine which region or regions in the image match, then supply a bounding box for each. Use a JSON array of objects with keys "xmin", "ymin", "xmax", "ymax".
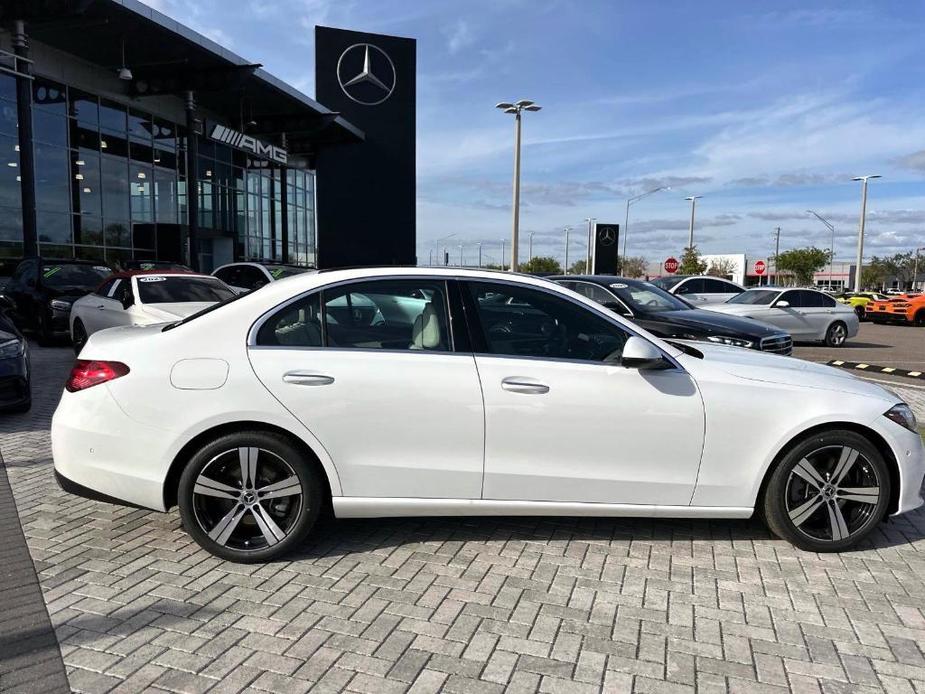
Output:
[
  {"xmin": 550, "ymin": 274, "xmax": 648, "ymax": 286},
  {"xmin": 107, "ymin": 269, "xmax": 199, "ymax": 280}
]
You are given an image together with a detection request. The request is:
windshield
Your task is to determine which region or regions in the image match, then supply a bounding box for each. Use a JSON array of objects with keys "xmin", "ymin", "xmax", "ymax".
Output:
[
  {"xmin": 650, "ymin": 276, "xmax": 685, "ymax": 291},
  {"xmin": 265, "ymin": 265, "xmax": 309, "ymax": 280},
  {"xmin": 728, "ymin": 289, "xmax": 780, "ymax": 305},
  {"xmin": 41, "ymin": 263, "xmax": 110, "ymax": 289},
  {"xmin": 608, "ymin": 282, "xmax": 690, "ymax": 312},
  {"xmin": 137, "ymin": 276, "xmax": 235, "ymax": 304}
]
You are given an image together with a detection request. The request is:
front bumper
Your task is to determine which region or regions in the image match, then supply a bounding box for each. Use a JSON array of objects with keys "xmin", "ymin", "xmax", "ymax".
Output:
[{"xmin": 885, "ymin": 421, "xmax": 925, "ymax": 516}]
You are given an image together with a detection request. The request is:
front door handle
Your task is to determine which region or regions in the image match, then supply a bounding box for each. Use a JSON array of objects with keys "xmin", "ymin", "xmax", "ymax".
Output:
[
  {"xmin": 282, "ymin": 371, "xmax": 335, "ymax": 386},
  {"xmin": 501, "ymin": 377, "xmax": 549, "ymax": 394}
]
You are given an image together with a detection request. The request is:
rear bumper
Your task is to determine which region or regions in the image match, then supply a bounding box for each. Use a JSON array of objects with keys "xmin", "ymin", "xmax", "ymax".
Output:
[{"xmin": 51, "ymin": 386, "xmax": 171, "ymax": 511}]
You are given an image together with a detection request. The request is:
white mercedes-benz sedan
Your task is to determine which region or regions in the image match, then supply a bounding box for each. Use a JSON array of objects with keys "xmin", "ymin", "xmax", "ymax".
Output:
[
  {"xmin": 51, "ymin": 268, "xmax": 924, "ymax": 562},
  {"xmin": 704, "ymin": 287, "xmax": 860, "ymax": 347}
]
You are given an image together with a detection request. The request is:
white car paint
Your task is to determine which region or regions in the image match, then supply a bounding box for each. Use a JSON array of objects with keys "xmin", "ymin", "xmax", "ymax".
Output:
[
  {"xmin": 211, "ymin": 262, "xmax": 311, "ymax": 293},
  {"xmin": 69, "ymin": 273, "xmax": 233, "ymax": 343},
  {"xmin": 51, "ymin": 268, "xmax": 924, "ymax": 531},
  {"xmin": 704, "ymin": 287, "xmax": 860, "ymax": 343},
  {"xmin": 653, "ymin": 275, "xmax": 745, "ymax": 304}
]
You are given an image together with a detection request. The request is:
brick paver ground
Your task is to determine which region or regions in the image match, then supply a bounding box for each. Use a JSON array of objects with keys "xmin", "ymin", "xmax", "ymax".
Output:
[{"xmin": 3, "ymin": 343, "xmax": 925, "ymax": 693}]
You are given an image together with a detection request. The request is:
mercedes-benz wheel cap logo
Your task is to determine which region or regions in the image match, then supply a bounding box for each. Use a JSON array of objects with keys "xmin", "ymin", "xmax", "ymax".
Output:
[
  {"xmin": 337, "ymin": 43, "xmax": 396, "ymax": 106},
  {"xmin": 599, "ymin": 226, "xmax": 616, "ymax": 246}
]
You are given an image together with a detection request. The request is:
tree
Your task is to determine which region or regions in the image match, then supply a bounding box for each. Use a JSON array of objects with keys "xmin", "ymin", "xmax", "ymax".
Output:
[
  {"xmin": 884, "ymin": 252, "xmax": 915, "ymax": 288},
  {"xmin": 775, "ymin": 247, "xmax": 829, "ymax": 286},
  {"xmin": 520, "ymin": 256, "xmax": 562, "ymax": 274},
  {"xmin": 861, "ymin": 256, "xmax": 889, "ymax": 291},
  {"xmin": 706, "ymin": 257, "xmax": 736, "ymax": 279},
  {"xmin": 483, "ymin": 263, "xmax": 509, "ymax": 271},
  {"xmin": 677, "ymin": 246, "xmax": 707, "ymax": 275},
  {"xmin": 620, "ymin": 255, "xmax": 647, "ymax": 278},
  {"xmin": 568, "ymin": 259, "xmax": 587, "ymax": 275}
]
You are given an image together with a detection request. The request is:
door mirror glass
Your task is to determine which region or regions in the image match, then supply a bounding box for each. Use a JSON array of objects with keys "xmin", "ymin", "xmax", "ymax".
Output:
[
  {"xmin": 774, "ymin": 300, "xmax": 790, "ymax": 308},
  {"xmin": 620, "ymin": 336, "xmax": 667, "ymax": 369}
]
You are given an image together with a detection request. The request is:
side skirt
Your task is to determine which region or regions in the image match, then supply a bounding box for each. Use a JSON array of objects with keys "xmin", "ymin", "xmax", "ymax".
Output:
[{"xmin": 333, "ymin": 497, "xmax": 753, "ymax": 519}]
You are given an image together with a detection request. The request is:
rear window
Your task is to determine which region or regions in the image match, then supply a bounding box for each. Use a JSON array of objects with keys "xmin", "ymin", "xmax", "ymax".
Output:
[
  {"xmin": 265, "ymin": 265, "xmax": 309, "ymax": 280},
  {"xmin": 41, "ymin": 263, "xmax": 111, "ymax": 289},
  {"xmin": 650, "ymin": 276, "xmax": 684, "ymax": 291},
  {"xmin": 136, "ymin": 276, "xmax": 235, "ymax": 304}
]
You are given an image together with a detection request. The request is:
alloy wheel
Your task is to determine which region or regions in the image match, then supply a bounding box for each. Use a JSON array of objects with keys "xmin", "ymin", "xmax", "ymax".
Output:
[
  {"xmin": 828, "ymin": 323, "xmax": 846, "ymax": 346},
  {"xmin": 785, "ymin": 445, "xmax": 880, "ymax": 543},
  {"xmin": 191, "ymin": 447, "xmax": 303, "ymax": 551}
]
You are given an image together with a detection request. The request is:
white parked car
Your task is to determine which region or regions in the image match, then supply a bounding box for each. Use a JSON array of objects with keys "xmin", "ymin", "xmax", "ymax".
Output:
[
  {"xmin": 212, "ymin": 262, "xmax": 310, "ymax": 293},
  {"xmin": 705, "ymin": 287, "xmax": 859, "ymax": 347},
  {"xmin": 69, "ymin": 272, "xmax": 235, "ymax": 354},
  {"xmin": 52, "ymin": 268, "xmax": 923, "ymax": 562},
  {"xmin": 650, "ymin": 275, "xmax": 745, "ymax": 304}
]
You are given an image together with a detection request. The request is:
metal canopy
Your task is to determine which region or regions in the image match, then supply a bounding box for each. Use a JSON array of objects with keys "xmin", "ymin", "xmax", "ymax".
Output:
[{"xmin": 0, "ymin": 0, "xmax": 365, "ymax": 150}]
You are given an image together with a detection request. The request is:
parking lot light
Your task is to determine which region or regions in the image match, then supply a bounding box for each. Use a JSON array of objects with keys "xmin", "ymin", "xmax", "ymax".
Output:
[
  {"xmin": 851, "ymin": 175, "xmax": 881, "ymax": 291},
  {"xmin": 497, "ymin": 99, "xmax": 542, "ymax": 272},
  {"xmin": 807, "ymin": 210, "xmax": 836, "ymax": 290}
]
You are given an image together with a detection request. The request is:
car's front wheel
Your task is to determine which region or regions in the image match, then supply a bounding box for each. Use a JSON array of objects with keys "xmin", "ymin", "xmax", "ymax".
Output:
[
  {"xmin": 72, "ymin": 319, "xmax": 88, "ymax": 355},
  {"xmin": 178, "ymin": 430, "xmax": 322, "ymax": 562},
  {"xmin": 762, "ymin": 429, "xmax": 890, "ymax": 552},
  {"xmin": 824, "ymin": 321, "xmax": 848, "ymax": 347}
]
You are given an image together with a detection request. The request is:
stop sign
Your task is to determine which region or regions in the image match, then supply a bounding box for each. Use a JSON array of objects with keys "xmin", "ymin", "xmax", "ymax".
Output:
[
  {"xmin": 664, "ymin": 257, "xmax": 679, "ymax": 274},
  {"xmin": 755, "ymin": 260, "xmax": 766, "ymax": 276}
]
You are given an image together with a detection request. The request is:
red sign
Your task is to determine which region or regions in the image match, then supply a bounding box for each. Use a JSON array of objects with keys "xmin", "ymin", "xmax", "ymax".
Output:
[
  {"xmin": 754, "ymin": 260, "xmax": 767, "ymax": 276},
  {"xmin": 664, "ymin": 257, "xmax": 679, "ymax": 274}
]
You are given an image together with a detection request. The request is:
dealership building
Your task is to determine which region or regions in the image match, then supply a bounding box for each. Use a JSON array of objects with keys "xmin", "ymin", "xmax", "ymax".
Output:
[{"xmin": 0, "ymin": 0, "xmax": 416, "ymax": 271}]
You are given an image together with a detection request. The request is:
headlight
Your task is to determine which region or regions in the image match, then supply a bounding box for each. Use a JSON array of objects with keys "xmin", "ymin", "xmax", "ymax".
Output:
[
  {"xmin": 50, "ymin": 299, "xmax": 72, "ymax": 311},
  {"xmin": 706, "ymin": 335, "xmax": 753, "ymax": 348},
  {"xmin": 884, "ymin": 403, "xmax": 917, "ymax": 432},
  {"xmin": 0, "ymin": 338, "xmax": 23, "ymax": 359}
]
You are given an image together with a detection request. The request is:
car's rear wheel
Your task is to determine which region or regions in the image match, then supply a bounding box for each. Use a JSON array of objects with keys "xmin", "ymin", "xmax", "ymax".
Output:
[
  {"xmin": 914, "ymin": 309, "xmax": 925, "ymax": 327},
  {"xmin": 854, "ymin": 306, "xmax": 866, "ymax": 321},
  {"xmin": 824, "ymin": 321, "xmax": 847, "ymax": 347},
  {"xmin": 762, "ymin": 429, "xmax": 890, "ymax": 552},
  {"xmin": 178, "ymin": 431, "xmax": 322, "ymax": 562},
  {"xmin": 72, "ymin": 319, "xmax": 88, "ymax": 355}
]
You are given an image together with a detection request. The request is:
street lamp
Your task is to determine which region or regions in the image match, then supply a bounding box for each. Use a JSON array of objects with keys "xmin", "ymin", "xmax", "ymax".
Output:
[
  {"xmin": 623, "ymin": 186, "xmax": 670, "ymax": 262},
  {"xmin": 584, "ymin": 217, "xmax": 596, "ymax": 272},
  {"xmin": 477, "ymin": 242, "xmax": 482, "ymax": 268},
  {"xmin": 458, "ymin": 244, "xmax": 464, "ymax": 267},
  {"xmin": 564, "ymin": 226, "xmax": 572, "ymax": 274},
  {"xmin": 500, "ymin": 239, "xmax": 505, "ymax": 269},
  {"xmin": 807, "ymin": 210, "xmax": 836, "ymax": 290},
  {"xmin": 851, "ymin": 174, "xmax": 881, "ymax": 291},
  {"xmin": 434, "ymin": 233, "xmax": 457, "ymax": 267},
  {"xmin": 496, "ymin": 99, "xmax": 542, "ymax": 272},
  {"xmin": 685, "ymin": 195, "xmax": 702, "ymax": 249},
  {"xmin": 528, "ymin": 231, "xmax": 535, "ymax": 262}
]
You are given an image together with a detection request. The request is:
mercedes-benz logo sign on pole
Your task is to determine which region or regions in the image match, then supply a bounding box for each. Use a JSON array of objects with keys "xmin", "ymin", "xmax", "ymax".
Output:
[
  {"xmin": 337, "ymin": 43, "xmax": 396, "ymax": 106},
  {"xmin": 598, "ymin": 226, "xmax": 616, "ymax": 246}
]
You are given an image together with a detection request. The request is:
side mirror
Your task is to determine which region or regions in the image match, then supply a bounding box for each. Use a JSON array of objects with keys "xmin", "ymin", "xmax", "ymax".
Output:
[
  {"xmin": 621, "ymin": 335, "xmax": 667, "ymax": 369},
  {"xmin": 774, "ymin": 300, "xmax": 790, "ymax": 308},
  {"xmin": 602, "ymin": 301, "xmax": 632, "ymax": 317}
]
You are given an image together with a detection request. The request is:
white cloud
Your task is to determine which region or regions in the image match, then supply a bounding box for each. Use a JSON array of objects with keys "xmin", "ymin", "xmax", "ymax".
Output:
[{"xmin": 445, "ymin": 20, "xmax": 474, "ymax": 54}]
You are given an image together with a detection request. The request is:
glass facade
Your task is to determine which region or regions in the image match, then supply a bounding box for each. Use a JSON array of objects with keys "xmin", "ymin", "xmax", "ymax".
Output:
[{"xmin": 0, "ymin": 72, "xmax": 316, "ymax": 268}]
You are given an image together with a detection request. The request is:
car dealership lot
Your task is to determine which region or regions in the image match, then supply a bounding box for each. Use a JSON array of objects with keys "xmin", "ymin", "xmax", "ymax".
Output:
[{"xmin": 2, "ymin": 340, "xmax": 925, "ymax": 693}]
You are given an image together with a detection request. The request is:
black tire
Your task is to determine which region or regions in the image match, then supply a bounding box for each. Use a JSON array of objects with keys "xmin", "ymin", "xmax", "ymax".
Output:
[
  {"xmin": 914, "ymin": 309, "xmax": 925, "ymax": 327},
  {"xmin": 762, "ymin": 429, "xmax": 890, "ymax": 552},
  {"xmin": 178, "ymin": 430, "xmax": 322, "ymax": 563},
  {"xmin": 854, "ymin": 306, "xmax": 866, "ymax": 321},
  {"xmin": 824, "ymin": 321, "xmax": 848, "ymax": 347},
  {"xmin": 72, "ymin": 319, "xmax": 88, "ymax": 355}
]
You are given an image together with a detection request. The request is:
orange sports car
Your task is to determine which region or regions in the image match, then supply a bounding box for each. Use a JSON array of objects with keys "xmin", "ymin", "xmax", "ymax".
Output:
[{"xmin": 866, "ymin": 293, "xmax": 925, "ymax": 325}]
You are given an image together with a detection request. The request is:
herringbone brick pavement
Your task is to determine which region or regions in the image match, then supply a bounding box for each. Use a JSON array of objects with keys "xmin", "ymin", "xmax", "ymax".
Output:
[{"xmin": 3, "ymin": 343, "xmax": 925, "ymax": 693}]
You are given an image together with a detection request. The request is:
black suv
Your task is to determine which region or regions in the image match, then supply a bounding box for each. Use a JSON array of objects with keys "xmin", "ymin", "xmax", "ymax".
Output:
[
  {"xmin": 553, "ymin": 275, "xmax": 793, "ymax": 355},
  {"xmin": 1, "ymin": 258, "xmax": 112, "ymax": 343}
]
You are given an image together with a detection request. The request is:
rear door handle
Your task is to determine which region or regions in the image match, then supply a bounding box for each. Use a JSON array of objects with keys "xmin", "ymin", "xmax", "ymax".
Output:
[
  {"xmin": 282, "ymin": 371, "xmax": 335, "ymax": 386},
  {"xmin": 501, "ymin": 377, "xmax": 549, "ymax": 394}
]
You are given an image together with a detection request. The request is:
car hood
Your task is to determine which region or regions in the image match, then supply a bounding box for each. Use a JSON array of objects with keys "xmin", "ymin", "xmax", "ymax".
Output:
[
  {"xmin": 645, "ymin": 309, "xmax": 783, "ymax": 338},
  {"xmin": 680, "ymin": 341, "xmax": 897, "ymax": 402},
  {"xmin": 139, "ymin": 302, "xmax": 216, "ymax": 322}
]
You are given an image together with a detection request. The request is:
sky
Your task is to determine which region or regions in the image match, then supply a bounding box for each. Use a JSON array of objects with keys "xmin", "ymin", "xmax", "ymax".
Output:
[{"xmin": 140, "ymin": 0, "xmax": 925, "ymax": 268}]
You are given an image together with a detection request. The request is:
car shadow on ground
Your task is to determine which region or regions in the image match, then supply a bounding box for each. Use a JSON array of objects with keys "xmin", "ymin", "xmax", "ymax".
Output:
[
  {"xmin": 282, "ymin": 506, "xmax": 925, "ymax": 563},
  {"xmin": 794, "ymin": 341, "xmax": 889, "ymax": 350}
]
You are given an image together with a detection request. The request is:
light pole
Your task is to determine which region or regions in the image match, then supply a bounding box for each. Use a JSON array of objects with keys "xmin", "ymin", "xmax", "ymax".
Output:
[
  {"xmin": 584, "ymin": 217, "xmax": 596, "ymax": 273},
  {"xmin": 807, "ymin": 210, "xmax": 836, "ymax": 290},
  {"xmin": 500, "ymin": 239, "xmax": 505, "ymax": 270},
  {"xmin": 685, "ymin": 195, "xmax": 702, "ymax": 249},
  {"xmin": 496, "ymin": 99, "xmax": 542, "ymax": 272},
  {"xmin": 852, "ymin": 174, "xmax": 881, "ymax": 291},
  {"xmin": 772, "ymin": 227, "xmax": 781, "ymax": 286},
  {"xmin": 477, "ymin": 242, "xmax": 482, "ymax": 268},
  {"xmin": 434, "ymin": 233, "xmax": 457, "ymax": 267},
  {"xmin": 623, "ymin": 186, "xmax": 669, "ymax": 263},
  {"xmin": 564, "ymin": 226, "xmax": 571, "ymax": 274},
  {"xmin": 914, "ymin": 246, "xmax": 925, "ymax": 292},
  {"xmin": 458, "ymin": 244, "xmax": 464, "ymax": 267},
  {"xmin": 528, "ymin": 231, "xmax": 535, "ymax": 262}
]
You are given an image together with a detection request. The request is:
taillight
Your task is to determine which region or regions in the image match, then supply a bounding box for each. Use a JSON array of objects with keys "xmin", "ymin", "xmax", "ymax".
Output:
[{"xmin": 65, "ymin": 360, "xmax": 130, "ymax": 392}]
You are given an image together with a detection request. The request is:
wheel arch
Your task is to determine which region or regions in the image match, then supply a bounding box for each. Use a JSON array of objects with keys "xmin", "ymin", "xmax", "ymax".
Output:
[
  {"xmin": 755, "ymin": 421, "xmax": 901, "ymax": 515},
  {"xmin": 163, "ymin": 420, "xmax": 335, "ymax": 511}
]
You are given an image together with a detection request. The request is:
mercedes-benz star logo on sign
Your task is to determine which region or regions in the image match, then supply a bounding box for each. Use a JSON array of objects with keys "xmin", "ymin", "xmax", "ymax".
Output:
[
  {"xmin": 337, "ymin": 43, "xmax": 396, "ymax": 106},
  {"xmin": 598, "ymin": 226, "xmax": 616, "ymax": 246}
]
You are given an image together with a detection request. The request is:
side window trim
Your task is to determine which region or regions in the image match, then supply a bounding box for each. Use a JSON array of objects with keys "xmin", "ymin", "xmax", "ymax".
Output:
[{"xmin": 107, "ymin": 278, "xmax": 122, "ymax": 298}]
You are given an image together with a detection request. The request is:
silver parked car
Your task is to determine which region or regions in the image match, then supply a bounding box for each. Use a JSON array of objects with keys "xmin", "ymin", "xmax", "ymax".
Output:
[
  {"xmin": 704, "ymin": 287, "xmax": 859, "ymax": 346},
  {"xmin": 650, "ymin": 275, "xmax": 745, "ymax": 304}
]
